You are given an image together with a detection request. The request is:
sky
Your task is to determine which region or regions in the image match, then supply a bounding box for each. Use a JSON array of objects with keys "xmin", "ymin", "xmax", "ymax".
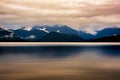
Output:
[{"xmin": 0, "ymin": 0, "xmax": 120, "ymax": 33}]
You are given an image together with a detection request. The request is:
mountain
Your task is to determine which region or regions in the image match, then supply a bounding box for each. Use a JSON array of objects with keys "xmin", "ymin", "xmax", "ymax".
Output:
[
  {"xmin": 90, "ymin": 34, "xmax": 120, "ymax": 42},
  {"xmin": 79, "ymin": 27, "xmax": 120, "ymax": 39},
  {"xmin": 1, "ymin": 25, "xmax": 120, "ymax": 42},
  {"xmin": 12, "ymin": 25, "xmax": 79, "ymax": 41},
  {"xmin": 0, "ymin": 27, "xmax": 11, "ymax": 36},
  {"xmin": 0, "ymin": 27, "xmax": 24, "ymax": 42},
  {"xmin": 96, "ymin": 27, "xmax": 120, "ymax": 38},
  {"xmin": 40, "ymin": 32, "xmax": 84, "ymax": 42},
  {"xmin": 32, "ymin": 25, "xmax": 79, "ymax": 35},
  {"xmin": 12, "ymin": 27, "xmax": 47, "ymax": 41},
  {"xmin": 79, "ymin": 31, "xmax": 94, "ymax": 39}
]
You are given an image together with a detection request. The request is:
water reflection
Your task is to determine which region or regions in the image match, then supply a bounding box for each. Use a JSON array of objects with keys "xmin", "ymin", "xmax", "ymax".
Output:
[
  {"xmin": 0, "ymin": 46, "xmax": 120, "ymax": 59},
  {"xmin": 0, "ymin": 46, "xmax": 120, "ymax": 80}
]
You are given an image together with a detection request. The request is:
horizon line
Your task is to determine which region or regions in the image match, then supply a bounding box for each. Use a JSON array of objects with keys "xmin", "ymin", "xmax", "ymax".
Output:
[{"xmin": 0, "ymin": 42, "xmax": 120, "ymax": 46}]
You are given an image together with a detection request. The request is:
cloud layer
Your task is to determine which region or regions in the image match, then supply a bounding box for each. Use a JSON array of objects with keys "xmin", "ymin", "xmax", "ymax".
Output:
[{"xmin": 0, "ymin": 0, "xmax": 120, "ymax": 30}]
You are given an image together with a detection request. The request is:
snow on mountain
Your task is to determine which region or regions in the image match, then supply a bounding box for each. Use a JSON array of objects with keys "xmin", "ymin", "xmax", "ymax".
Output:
[
  {"xmin": 34, "ymin": 27, "xmax": 49, "ymax": 33},
  {"xmin": 79, "ymin": 27, "xmax": 120, "ymax": 39},
  {"xmin": 16, "ymin": 27, "xmax": 32, "ymax": 31},
  {"xmin": 57, "ymin": 30, "xmax": 60, "ymax": 33},
  {"xmin": 1, "ymin": 24, "xmax": 120, "ymax": 41},
  {"xmin": 23, "ymin": 27, "xmax": 32, "ymax": 31},
  {"xmin": 25, "ymin": 35, "xmax": 36, "ymax": 39}
]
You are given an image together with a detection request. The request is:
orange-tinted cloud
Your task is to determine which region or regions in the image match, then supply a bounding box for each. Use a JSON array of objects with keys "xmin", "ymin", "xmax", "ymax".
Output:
[{"xmin": 0, "ymin": 0, "xmax": 120, "ymax": 29}]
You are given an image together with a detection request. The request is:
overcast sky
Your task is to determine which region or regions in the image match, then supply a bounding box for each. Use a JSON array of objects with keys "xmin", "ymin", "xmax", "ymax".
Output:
[{"xmin": 0, "ymin": 0, "xmax": 120, "ymax": 33}]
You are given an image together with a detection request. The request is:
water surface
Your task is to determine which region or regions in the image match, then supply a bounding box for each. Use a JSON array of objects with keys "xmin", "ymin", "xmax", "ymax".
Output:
[{"xmin": 0, "ymin": 46, "xmax": 120, "ymax": 80}]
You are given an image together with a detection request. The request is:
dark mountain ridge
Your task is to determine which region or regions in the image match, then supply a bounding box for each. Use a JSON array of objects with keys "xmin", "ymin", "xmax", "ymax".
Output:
[
  {"xmin": 40, "ymin": 32, "xmax": 84, "ymax": 42},
  {"xmin": 0, "ymin": 27, "xmax": 25, "ymax": 42},
  {"xmin": 0, "ymin": 25, "xmax": 120, "ymax": 42}
]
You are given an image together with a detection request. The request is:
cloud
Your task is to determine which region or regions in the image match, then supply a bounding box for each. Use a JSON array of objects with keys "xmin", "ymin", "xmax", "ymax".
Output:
[{"xmin": 0, "ymin": 0, "xmax": 120, "ymax": 30}]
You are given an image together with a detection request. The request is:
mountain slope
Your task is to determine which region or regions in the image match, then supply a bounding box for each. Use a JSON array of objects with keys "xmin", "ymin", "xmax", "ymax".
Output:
[
  {"xmin": 90, "ymin": 35, "xmax": 120, "ymax": 42},
  {"xmin": 12, "ymin": 27, "xmax": 47, "ymax": 41},
  {"xmin": 1, "ymin": 25, "xmax": 120, "ymax": 42},
  {"xmin": 96, "ymin": 28, "xmax": 120, "ymax": 38},
  {"xmin": 79, "ymin": 27, "xmax": 120, "ymax": 39},
  {"xmin": 32, "ymin": 25, "xmax": 79, "ymax": 35},
  {"xmin": 0, "ymin": 27, "xmax": 24, "ymax": 42},
  {"xmin": 41, "ymin": 32, "xmax": 84, "ymax": 42}
]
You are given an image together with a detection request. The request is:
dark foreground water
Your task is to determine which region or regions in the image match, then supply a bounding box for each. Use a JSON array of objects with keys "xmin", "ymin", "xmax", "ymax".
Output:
[{"xmin": 0, "ymin": 46, "xmax": 120, "ymax": 80}]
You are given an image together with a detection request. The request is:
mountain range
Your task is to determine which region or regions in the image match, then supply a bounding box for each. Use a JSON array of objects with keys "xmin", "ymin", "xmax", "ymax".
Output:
[
  {"xmin": 0, "ymin": 25, "xmax": 120, "ymax": 42},
  {"xmin": 0, "ymin": 27, "xmax": 25, "ymax": 42}
]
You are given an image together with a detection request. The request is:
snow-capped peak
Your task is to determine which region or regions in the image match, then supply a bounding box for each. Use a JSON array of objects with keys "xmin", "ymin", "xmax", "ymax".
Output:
[
  {"xmin": 15, "ymin": 27, "xmax": 32, "ymax": 31},
  {"xmin": 36, "ymin": 27, "xmax": 49, "ymax": 33},
  {"xmin": 42, "ymin": 28, "xmax": 49, "ymax": 33},
  {"xmin": 26, "ymin": 35, "xmax": 35, "ymax": 39},
  {"xmin": 23, "ymin": 27, "xmax": 32, "ymax": 31}
]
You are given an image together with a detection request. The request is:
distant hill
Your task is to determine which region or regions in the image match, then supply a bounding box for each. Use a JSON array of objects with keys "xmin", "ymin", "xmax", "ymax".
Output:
[
  {"xmin": 32, "ymin": 25, "xmax": 79, "ymax": 35},
  {"xmin": 12, "ymin": 25, "xmax": 79, "ymax": 41},
  {"xmin": 0, "ymin": 25, "xmax": 120, "ymax": 42},
  {"xmin": 96, "ymin": 28, "xmax": 120, "ymax": 38},
  {"xmin": 12, "ymin": 27, "xmax": 47, "ymax": 41},
  {"xmin": 79, "ymin": 27, "xmax": 120, "ymax": 39},
  {"xmin": 40, "ymin": 32, "xmax": 84, "ymax": 42},
  {"xmin": 0, "ymin": 27, "xmax": 12, "ymax": 36},
  {"xmin": 89, "ymin": 35, "xmax": 120, "ymax": 42},
  {"xmin": 0, "ymin": 27, "xmax": 25, "ymax": 42}
]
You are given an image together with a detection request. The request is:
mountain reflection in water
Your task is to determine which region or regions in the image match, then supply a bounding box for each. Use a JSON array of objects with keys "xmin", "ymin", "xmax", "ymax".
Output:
[{"xmin": 0, "ymin": 46, "xmax": 120, "ymax": 80}]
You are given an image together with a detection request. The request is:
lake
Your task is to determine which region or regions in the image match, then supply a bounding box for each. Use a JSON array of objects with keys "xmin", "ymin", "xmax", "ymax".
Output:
[{"xmin": 0, "ymin": 45, "xmax": 120, "ymax": 80}]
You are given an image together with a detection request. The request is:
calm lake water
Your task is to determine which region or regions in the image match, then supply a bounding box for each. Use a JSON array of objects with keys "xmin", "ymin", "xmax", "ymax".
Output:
[{"xmin": 0, "ymin": 45, "xmax": 120, "ymax": 80}]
